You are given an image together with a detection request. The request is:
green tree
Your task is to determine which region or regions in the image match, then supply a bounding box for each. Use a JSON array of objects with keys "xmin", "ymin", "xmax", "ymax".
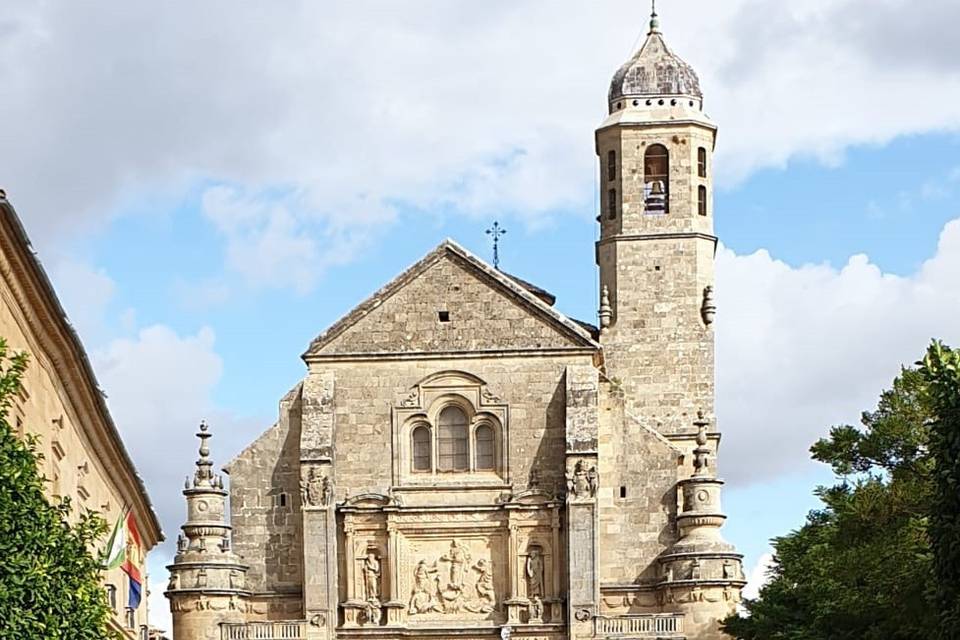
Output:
[
  {"xmin": 723, "ymin": 365, "xmax": 938, "ymax": 640},
  {"xmin": 0, "ymin": 339, "xmax": 118, "ymax": 639},
  {"xmin": 919, "ymin": 341, "xmax": 960, "ymax": 638}
]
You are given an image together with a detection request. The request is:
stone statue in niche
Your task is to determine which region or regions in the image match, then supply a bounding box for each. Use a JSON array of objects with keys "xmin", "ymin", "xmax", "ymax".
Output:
[
  {"xmin": 301, "ymin": 467, "xmax": 330, "ymax": 507},
  {"xmin": 440, "ymin": 539, "xmax": 471, "ymax": 591},
  {"xmin": 362, "ymin": 550, "xmax": 382, "ymax": 601},
  {"xmin": 525, "ymin": 546, "xmax": 545, "ymax": 599}
]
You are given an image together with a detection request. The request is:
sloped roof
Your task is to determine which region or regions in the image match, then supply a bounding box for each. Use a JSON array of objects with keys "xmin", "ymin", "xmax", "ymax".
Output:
[
  {"xmin": 303, "ymin": 239, "xmax": 599, "ymax": 359},
  {"xmin": 0, "ymin": 192, "xmax": 163, "ymax": 543}
]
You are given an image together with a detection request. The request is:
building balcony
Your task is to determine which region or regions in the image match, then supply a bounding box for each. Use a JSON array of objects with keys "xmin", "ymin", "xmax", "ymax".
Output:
[
  {"xmin": 220, "ymin": 621, "xmax": 305, "ymax": 640},
  {"xmin": 594, "ymin": 613, "xmax": 684, "ymax": 638}
]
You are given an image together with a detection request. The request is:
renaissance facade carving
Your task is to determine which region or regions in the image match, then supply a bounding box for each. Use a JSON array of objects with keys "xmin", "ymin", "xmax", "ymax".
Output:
[{"xmin": 167, "ymin": 11, "xmax": 744, "ymax": 640}]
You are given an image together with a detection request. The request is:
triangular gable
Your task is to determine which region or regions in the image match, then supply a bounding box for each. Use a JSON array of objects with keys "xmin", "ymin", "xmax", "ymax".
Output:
[{"xmin": 303, "ymin": 239, "xmax": 599, "ymax": 359}]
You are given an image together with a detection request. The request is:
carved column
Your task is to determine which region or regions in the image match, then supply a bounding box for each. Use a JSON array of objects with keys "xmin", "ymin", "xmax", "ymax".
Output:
[
  {"xmin": 550, "ymin": 507, "xmax": 563, "ymax": 623},
  {"xmin": 564, "ymin": 366, "xmax": 600, "ymax": 640},
  {"xmin": 299, "ymin": 371, "xmax": 338, "ymax": 640},
  {"xmin": 384, "ymin": 522, "xmax": 405, "ymax": 626},
  {"xmin": 505, "ymin": 523, "xmax": 524, "ymax": 624}
]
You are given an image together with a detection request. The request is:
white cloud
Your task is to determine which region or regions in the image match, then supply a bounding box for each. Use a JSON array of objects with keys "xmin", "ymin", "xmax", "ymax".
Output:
[
  {"xmin": 48, "ymin": 259, "xmax": 116, "ymax": 344},
  {"xmin": 742, "ymin": 552, "xmax": 775, "ymax": 601},
  {"xmin": 716, "ymin": 218, "xmax": 960, "ymax": 485},
  {"xmin": 2, "ymin": 0, "xmax": 959, "ymax": 289}
]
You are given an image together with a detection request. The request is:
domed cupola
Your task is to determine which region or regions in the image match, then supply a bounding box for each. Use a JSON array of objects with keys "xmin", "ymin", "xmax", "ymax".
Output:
[{"xmin": 608, "ymin": 7, "xmax": 703, "ymax": 113}]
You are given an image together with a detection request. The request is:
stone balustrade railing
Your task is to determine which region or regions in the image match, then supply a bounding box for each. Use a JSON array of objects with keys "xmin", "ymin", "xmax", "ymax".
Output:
[
  {"xmin": 220, "ymin": 621, "xmax": 306, "ymax": 640},
  {"xmin": 594, "ymin": 613, "xmax": 684, "ymax": 637}
]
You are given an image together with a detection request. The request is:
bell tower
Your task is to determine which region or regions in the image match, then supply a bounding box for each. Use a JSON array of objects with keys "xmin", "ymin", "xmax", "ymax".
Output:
[{"xmin": 596, "ymin": 8, "xmax": 717, "ymax": 436}]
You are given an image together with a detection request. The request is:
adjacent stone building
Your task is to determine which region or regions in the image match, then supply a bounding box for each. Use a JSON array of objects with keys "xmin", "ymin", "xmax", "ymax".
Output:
[
  {"xmin": 0, "ymin": 192, "xmax": 164, "ymax": 638},
  {"xmin": 167, "ymin": 12, "xmax": 744, "ymax": 640}
]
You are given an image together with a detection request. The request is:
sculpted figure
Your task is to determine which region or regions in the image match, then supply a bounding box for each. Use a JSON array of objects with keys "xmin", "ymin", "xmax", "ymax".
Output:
[
  {"xmin": 526, "ymin": 547, "xmax": 544, "ymax": 599},
  {"xmin": 362, "ymin": 551, "xmax": 382, "ymax": 601},
  {"xmin": 573, "ymin": 461, "xmax": 590, "ymax": 497},
  {"xmin": 321, "ymin": 475, "xmax": 332, "ymax": 506},
  {"xmin": 441, "ymin": 539, "xmax": 471, "ymax": 591},
  {"xmin": 168, "ymin": 573, "xmax": 180, "ymax": 591},
  {"xmin": 363, "ymin": 598, "xmax": 382, "ymax": 626},
  {"xmin": 409, "ymin": 560, "xmax": 440, "ymax": 614},
  {"xmin": 529, "ymin": 596, "xmax": 544, "ymax": 622},
  {"xmin": 473, "ymin": 559, "xmax": 496, "ymax": 611},
  {"xmin": 302, "ymin": 468, "xmax": 326, "ymax": 507},
  {"xmin": 587, "ymin": 466, "xmax": 599, "ymax": 497}
]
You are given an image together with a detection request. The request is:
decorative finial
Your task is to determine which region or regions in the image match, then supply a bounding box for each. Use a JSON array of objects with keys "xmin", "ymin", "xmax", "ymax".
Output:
[
  {"xmin": 701, "ymin": 286, "xmax": 716, "ymax": 326},
  {"xmin": 692, "ymin": 411, "xmax": 711, "ymax": 477},
  {"xmin": 194, "ymin": 420, "xmax": 215, "ymax": 487},
  {"xmin": 649, "ymin": 0, "xmax": 660, "ymax": 33},
  {"xmin": 599, "ymin": 286, "xmax": 612, "ymax": 331},
  {"xmin": 485, "ymin": 221, "xmax": 507, "ymax": 270}
]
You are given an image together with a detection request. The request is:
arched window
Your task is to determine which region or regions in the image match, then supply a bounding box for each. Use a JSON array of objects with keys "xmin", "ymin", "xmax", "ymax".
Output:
[
  {"xmin": 475, "ymin": 424, "xmax": 495, "ymax": 471},
  {"xmin": 644, "ymin": 144, "xmax": 669, "ymax": 214},
  {"xmin": 698, "ymin": 185, "xmax": 708, "ymax": 216},
  {"xmin": 607, "ymin": 150, "xmax": 617, "ymax": 182},
  {"xmin": 412, "ymin": 425, "xmax": 432, "ymax": 472},
  {"xmin": 698, "ymin": 147, "xmax": 708, "ymax": 178},
  {"xmin": 607, "ymin": 188, "xmax": 617, "ymax": 220},
  {"xmin": 438, "ymin": 407, "xmax": 469, "ymax": 472}
]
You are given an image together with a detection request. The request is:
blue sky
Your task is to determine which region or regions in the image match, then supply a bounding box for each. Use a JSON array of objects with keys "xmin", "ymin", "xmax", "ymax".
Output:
[{"xmin": 4, "ymin": 0, "xmax": 960, "ymax": 630}]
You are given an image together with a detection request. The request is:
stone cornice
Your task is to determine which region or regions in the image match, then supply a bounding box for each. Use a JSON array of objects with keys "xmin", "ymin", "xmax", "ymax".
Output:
[{"xmin": 0, "ymin": 197, "xmax": 162, "ymax": 545}]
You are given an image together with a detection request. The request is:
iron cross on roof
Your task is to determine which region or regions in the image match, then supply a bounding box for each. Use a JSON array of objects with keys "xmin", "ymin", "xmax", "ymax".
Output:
[{"xmin": 485, "ymin": 221, "xmax": 507, "ymax": 270}]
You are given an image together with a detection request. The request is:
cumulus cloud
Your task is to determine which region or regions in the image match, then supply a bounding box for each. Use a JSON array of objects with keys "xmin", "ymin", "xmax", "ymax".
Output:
[
  {"xmin": 92, "ymin": 324, "xmax": 262, "ymax": 633},
  {"xmin": 716, "ymin": 218, "xmax": 960, "ymax": 486},
  {"xmin": 742, "ymin": 552, "xmax": 775, "ymax": 601},
  {"xmin": 2, "ymin": 0, "xmax": 959, "ymax": 289}
]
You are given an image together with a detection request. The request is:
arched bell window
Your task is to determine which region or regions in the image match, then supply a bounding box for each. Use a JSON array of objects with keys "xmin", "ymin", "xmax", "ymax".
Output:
[
  {"xmin": 411, "ymin": 425, "xmax": 432, "ymax": 472},
  {"xmin": 698, "ymin": 185, "xmax": 708, "ymax": 216},
  {"xmin": 644, "ymin": 144, "xmax": 670, "ymax": 214},
  {"xmin": 607, "ymin": 149, "xmax": 617, "ymax": 182},
  {"xmin": 438, "ymin": 407, "xmax": 469, "ymax": 472},
  {"xmin": 475, "ymin": 424, "xmax": 495, "ymax": 471},
  {"xmin": 698, "ymin": 147, "xmax": 708, "ymax": 178}
]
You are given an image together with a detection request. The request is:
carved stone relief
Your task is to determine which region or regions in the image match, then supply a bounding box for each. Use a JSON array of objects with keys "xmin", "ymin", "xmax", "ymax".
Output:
[
  {"xmin": 300, "ymin": 466, "xmax": 331, "ymax": 508},
  {"xmin": 565, "ymin": 460, "xmax": 598, "ymax": 499},
  {"xmin": 362, "ymin": 550, "xmax": 382, "ymax": 601},
  {"xmin": 407, "ymin": 539, "xmax": 498, "ymax": 616}
]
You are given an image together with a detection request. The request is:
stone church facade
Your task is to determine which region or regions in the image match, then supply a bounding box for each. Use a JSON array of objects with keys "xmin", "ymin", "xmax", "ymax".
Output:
[{"xmin": 166, "ymin": 13, "xmax": 744, "ymax": 640}]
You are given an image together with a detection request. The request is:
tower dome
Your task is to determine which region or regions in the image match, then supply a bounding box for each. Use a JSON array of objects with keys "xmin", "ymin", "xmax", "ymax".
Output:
[{"xmin": 608, "ymin": 10, "xmax": 702, "ymax": 110}]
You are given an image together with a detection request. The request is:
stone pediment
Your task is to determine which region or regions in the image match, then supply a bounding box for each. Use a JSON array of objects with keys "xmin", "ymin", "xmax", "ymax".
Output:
[{"xmin": 303, "ymin": 240, "xmax": 598, "ymax": 360}]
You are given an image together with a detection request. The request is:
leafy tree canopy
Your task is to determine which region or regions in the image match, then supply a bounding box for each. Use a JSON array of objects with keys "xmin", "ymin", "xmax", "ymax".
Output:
[
  {"xmin": 723, "ymin": 363, "xmax": 938, "ymax": 640},
  {"xmin": 0, "ymin": 338, "xmax": 118, "ymax": 639}
]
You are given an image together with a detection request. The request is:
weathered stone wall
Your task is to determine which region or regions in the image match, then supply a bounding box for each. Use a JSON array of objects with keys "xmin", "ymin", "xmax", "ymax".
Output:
[
  {"xmin": 312, "ymin": 252, "xmax": 587, "ymax": 356},
  {"xmin": 308, "ymin": 353, "xmax": 593, "ymax": 500},
  {"xmin": 597, "ymin": 385, "xmax": 682, "ymax": 586},
  {"xmin": 227, "ymin": 385, "xmax": 305, "ymax": 598}
]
